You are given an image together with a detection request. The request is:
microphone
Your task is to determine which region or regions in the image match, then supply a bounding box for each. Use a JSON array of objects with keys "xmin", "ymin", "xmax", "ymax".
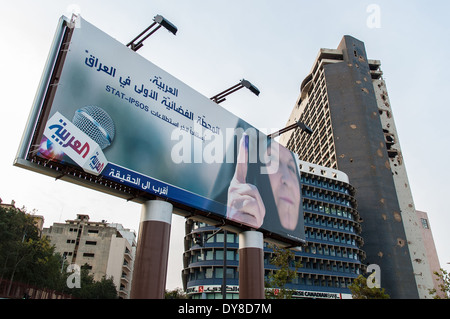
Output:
[{"xmin": 72, "ymin": 106, "xmax": 115, "ymax": 150}]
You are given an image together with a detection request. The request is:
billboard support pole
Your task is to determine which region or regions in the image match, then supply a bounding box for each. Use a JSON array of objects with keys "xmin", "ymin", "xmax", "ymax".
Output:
[
  {"xmin": 238, "ymin": 230, "xmax": 265, "ymax": 299},
  {"xmin": 130, "ymin": 199, "xmax": 173, "ymax": 299}
]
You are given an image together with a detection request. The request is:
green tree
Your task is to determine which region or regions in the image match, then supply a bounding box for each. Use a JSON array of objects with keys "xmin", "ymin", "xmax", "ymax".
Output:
[
  {"xmin": 348, "ymin": 274, "xmax": 390, "ymax": 299},
  {"xmin": 165, "ymin": 287, "xmax": 187, "ymax": 299},
  {"xmin": 265, "ymin": 245, "xmax": 301, "ymax": 299},
  {"xmin": 18, "ymin": 238, "xmax": 65, "ymax": 289},
  {"xmin": 0, "ymin": 206, "xmax": 118, "ymax": 299},
  {"xmin": 0, "ymin": 205, "xmax": 40, "ymax": 283},
  {"xmin": 428, "ymin": 268, "xmax": 450, "ymax": 299},
  {"xmin": 0, "ymin": 206, "xmax": 63, "ymax": 293},
  {"xmin": 61, "ymin": 265, "xmax": 117, "ymax": 299},
  {"xmin": 91, "ymin": 275, "xmax": 119, "ymax": 299}
]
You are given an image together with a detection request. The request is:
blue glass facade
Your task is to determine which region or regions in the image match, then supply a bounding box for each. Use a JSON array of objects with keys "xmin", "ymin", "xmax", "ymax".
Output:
[{"xmin": 182, "ymin": 163, "xmax": 365, "ymax": 299}]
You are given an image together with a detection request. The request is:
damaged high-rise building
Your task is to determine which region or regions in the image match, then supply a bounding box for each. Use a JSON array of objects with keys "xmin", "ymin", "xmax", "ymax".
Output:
[{"xmin": 279, "ymin": 35, "xmax": 434, "ymax": 298}]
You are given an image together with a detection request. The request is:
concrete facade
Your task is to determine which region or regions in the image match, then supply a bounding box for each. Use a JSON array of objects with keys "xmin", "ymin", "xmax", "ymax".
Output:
[
  {"xmin": 372, "ymin": 76, "xmax": 434, "ymax": 298},
  {"xmin": 416, "ymin": 210, "xmax": 445, "ymax": 298},
  {"xmin": 43, "ymin": 214, "xmax": 136, "ymax": 298},
  {"xmin": 280, "ymin": 35, "xmax": 434, "ymax": 298}
]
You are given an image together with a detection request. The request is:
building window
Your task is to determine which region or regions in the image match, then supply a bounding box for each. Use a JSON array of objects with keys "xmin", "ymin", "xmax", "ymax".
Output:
[
  {"xmin": 225, "ymin": 268, "xmax": 236, "ymax": 279},
  {"xmin": 226, "ymin": 233, "xmax": 235, "ymax": 243},
  {"xmin": 196, "ymin": 269, "xmax": 205, "ymax": 280},
  {"xmin": 216, "ymin": 249, "xmax": 224, "ymax": 260},
  {"xmin": 83, "ymin": 253, "xmax": 95, "ymax": 258},
  {"xmin": 216, "ymin": 233, "xmax": 224, "ymax": 243},
  {"xmin": 206, "ymin": 234, "xmax": 215, "ymax": 244},
  {"xmin": 205, "ymin": 250, "xmax": 214, "ymax": 261},
  {"xmin": 227, "ymin": 250, "xmax": 235, "ymax": 261},
  {"xmin": 421, "ymin": 218, "xmax": 429, "ymax": 229}
]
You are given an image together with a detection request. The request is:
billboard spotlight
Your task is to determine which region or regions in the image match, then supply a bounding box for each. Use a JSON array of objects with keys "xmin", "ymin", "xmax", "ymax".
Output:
[
  {"xmin": 127, "ymin": 14, "xmax": 177, "ymax": 51},
  {"xmin": 240, "ymin": 79, "xmax": 260, "ymax": 96},
  {"xmin": 210, "ymin": 79, "xmax": 260, "ymax": 104},
  {"xmin": 154, "ymin": 14, "xmax": 178, "ymax": 35}
]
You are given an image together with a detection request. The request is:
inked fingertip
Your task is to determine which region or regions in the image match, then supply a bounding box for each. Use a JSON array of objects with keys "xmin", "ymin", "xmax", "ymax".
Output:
[{"xmin": 244, "ymin": 133, "xmax": 249, "ymax": 150}]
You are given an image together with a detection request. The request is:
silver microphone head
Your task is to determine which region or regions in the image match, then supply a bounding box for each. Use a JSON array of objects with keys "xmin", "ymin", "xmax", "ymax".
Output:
[{"xmin": 72, "ymin": 106, "xmax": 115, "ymax": 150}]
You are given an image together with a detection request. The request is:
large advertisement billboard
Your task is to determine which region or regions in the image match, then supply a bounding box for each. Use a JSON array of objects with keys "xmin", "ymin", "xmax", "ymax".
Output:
[{"xmin": 15, "ymin": 16, "xmax": 305, "ymax": 245}]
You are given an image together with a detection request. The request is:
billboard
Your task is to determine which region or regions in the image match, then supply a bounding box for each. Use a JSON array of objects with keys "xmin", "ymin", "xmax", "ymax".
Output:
[{"xmin": 15, "ymin": 16, "xmax": 305, "ymax": 245}]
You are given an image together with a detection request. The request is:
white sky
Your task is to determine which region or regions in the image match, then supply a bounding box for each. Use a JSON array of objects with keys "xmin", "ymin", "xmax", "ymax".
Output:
[{"xmin": 1, "ymin": 0, "xmax": 449, "ymax": 291}]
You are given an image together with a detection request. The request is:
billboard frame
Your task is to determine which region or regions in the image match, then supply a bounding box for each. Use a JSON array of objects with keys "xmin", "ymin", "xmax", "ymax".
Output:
[{"xmin": 14, "ymin": 16, "xmax": 306, "ymax": 248}]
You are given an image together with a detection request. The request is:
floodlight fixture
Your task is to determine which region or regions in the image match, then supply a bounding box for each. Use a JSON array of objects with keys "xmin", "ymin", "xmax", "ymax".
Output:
[
  {"xmin": 127, "ymin": 14, "xmax": 177, "ymax": 51},
  {"xmin": 210, "ymin": 79, "xmax": 260, "ymax": 104},
  {"xmin": 268, "ymin": 120, "xmax": 313, "ymax": 139},
  {"xmin": 154, "ymin": 15, "xmax": 178, "ymax": 35},
  {"xmin": 240, "ymin": 79, "xmax": 260, "ymax": 96}
]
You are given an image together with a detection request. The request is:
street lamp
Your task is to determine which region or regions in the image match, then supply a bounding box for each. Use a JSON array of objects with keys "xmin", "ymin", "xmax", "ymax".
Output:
[
  {"xmin": 210, "ymin": 79, "xmax": 260, "ymax": 104},
  {"xmin": 127, "ymin": 14, "xmax": 177, "ymax": 51},
  {"xmin": 267, "ymin": 120, "xmax": 313, "ymax": 139}
]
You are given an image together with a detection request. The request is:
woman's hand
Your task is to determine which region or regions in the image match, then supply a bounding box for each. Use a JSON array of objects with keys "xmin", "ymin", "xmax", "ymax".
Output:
[{"xmin": 226, "ymin": 134, "xmax": 265, "ymax": 228}]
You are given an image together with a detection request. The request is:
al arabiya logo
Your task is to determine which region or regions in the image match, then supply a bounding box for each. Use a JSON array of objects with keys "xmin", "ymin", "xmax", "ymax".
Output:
[{"xmin": 41, "ymin": 111, "xmax": 109, "ymax": 176}]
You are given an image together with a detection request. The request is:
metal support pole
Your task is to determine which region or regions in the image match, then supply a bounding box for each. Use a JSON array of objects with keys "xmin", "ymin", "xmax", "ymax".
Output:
[
  {"xmin": 210, "ymin": 83, "xmax": 244, "ymax": 103},
  {"xmin": 239, "ymin": 230, "xmax": 265, "ymax": 299},
  {"xmin": 130, "ymin": 199, "xmax": 173, "ymax": 299},
  {"xmin": 267, "ymin": 120, "xmax": 313, "ymax": 139},
  {"xmin": 126, "ymin": 22, "xmax": 158, "ymax": 51},
  {"xmin": 222, "ymin": 229, "xmax": 227, "ymax": 299}
]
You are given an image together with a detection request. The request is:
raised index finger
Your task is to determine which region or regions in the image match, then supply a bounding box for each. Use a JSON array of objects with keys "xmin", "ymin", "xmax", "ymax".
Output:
[{"xmin": 233, "ymin": 133, "xmax": 249, "ymax": 184}]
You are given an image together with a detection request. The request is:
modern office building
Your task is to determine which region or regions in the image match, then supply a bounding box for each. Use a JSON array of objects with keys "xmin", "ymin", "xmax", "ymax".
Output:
[
  {"xmin": 279, "ymin": 35, "xmax": 433, "ymax": 298},
  {"xmin": 183, "ymin": 160, "xmax": 365, "ymax": 299},
  {"xmin": 43, "ymin": 214, "xmax": 136, "ymax": 298}
]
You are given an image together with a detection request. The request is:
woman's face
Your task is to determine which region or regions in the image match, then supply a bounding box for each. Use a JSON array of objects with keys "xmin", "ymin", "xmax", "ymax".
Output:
[{"xmin": 265, "ymin": 145, "xmax": 301, "ymax": 231}]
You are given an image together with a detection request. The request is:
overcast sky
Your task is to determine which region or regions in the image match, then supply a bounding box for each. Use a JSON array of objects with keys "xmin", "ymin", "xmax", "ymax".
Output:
[{"xmin": 1, "ymin": 0, "xmax": 449, "ymax": 290}]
